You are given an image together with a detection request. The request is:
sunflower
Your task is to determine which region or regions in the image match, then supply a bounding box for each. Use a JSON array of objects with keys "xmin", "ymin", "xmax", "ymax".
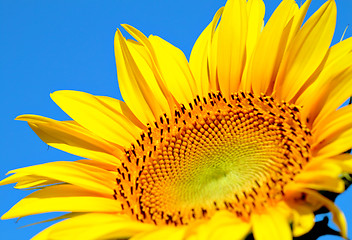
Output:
[{"xmin": 2, "ymin": 0, "xmax": 352, "ymax": 239}]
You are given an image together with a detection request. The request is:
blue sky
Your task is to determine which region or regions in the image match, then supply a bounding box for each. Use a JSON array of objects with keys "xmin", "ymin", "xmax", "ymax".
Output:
[{"xmin": 0, "ymin": 0, "xmax": 352, "ymax": 239}]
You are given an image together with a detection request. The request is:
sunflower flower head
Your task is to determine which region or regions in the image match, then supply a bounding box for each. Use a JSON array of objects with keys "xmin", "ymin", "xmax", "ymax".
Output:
[{"xmin": 2, "ymin": 0, "xmax": 352, "ymax": 239}]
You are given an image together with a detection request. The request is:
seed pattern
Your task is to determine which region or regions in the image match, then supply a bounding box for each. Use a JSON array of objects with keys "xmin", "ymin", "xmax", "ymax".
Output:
[{"xmin": 114, "ymin": 92, "xmax": 312, "ymax": 225}]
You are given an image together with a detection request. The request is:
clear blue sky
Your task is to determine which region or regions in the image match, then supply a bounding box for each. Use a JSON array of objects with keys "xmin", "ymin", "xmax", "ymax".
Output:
[{"xmin": 0, "ymin": 0, "xmax": 351, "ymax": 239}]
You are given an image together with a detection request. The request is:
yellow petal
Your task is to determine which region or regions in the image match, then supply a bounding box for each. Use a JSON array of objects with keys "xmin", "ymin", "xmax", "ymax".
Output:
[
  {"xmin": 295, "ymin": 172, "xmax": 344, "ymax": 193},
  {"xmin": 247, "ymin": 0, "xmax": 298, "ymax": 95},
  {"xmin": 297, "ymin": 160, "xmax": 344, "ymax": 193},
  {"xmin": 216, "ymin": 0, "xmax": 248, "ymax": 97},
  {"xmin": 252, "ymin": 208, "xmax": 291, "ymax": 240},
  {"xmin": 76, "ymin": 159, "xmax": 117, "ymax": 171},
  {"xmin": 325, "ymin": 37, "xmax": 352, "ymax": 67},
  {"xmin": 50, "ymin": 90, "xmax": 142, "ymax": 147},
  {"xmin": 298, "ymin": 52, "xmax": 352, "ymax": 126},
  {"xmin": 275, "ymin": 0, "xmax": 336, "ymax": 101},
  {"xmin": 312, "ymin": 153, "xmax": 352, "ymax": 164},
  {"xmin": 32, "ymin": 213, "xmax": 154, "ymax": 240},
  {"xmin": 189, "ymin": 8, "xmax": 223, "ymax": 97},
  {"xmin": 239, "ymin": 0, "xmax": 265, "ymax": 92},
  {"xmin": 209, "ymin": 23, "xmax": 220, "ymax": 92},
  {"xmin": 0, "ymin": 161, "xmax": 115, "ymax": 195},
  {"xmin": 125, "ymin": 40, "xmax": 171, "ymax": 117},
  {"xmin": 148, "ymin": 35, "xmax": 197, "ymax": 104},
  {"xmin": 312, "ymin": 154, "xmax": 352, "ymax": 175},
  {"xmin": 245, "ymin": 0, "xmax": 265, "ymax": 60},
  {"xmin": 16, "ymin": 115, "xmax": 121, "ymax": 164},
  {"xmin": 313, "ymin": 66, "xmax": 352, "ymax": 127},
  {"xmin": 13, "ymin": 177, "xmax": 59, "ymax": 189},
  {"xmin": 185, "ymin": 211, "xmax": 251, "ymax": 240},
  {"xmin": 286, "ymin": 0, "xmax": 311, "ymax": 46},
  {"xmin": 114, "ymin": 29, "xmax": 166, "ymax": 124},
  {"xmin": 313, "ymin": 104, "xmax": 352, "ymax": 145},
  {"xmin": 131, "ymin": 226, "xmax": 186, "ymax": 240},
  {"xmin": 22, "ymin": 212, "xmax": 82, "ymax": 228},
  {"xmin": 2, "ymin": 184, "xmax": 120, "ymax": 219},
  {"xmin": 121, "ymin": 24, "xmax": 179, "ymax": 112},
  {"xmin": 340, "ymin": 160, "xmax": 352, "ymax": 174},
  {"xmin": 97, "ymin": 95, "xmax": 147, "ymax": 131},
  {"xmin": 291, "ymin": 205, "xmax": 315, "ymax": 237},
  {"xmin": 300, "ymin": 189, "xmax": 347, "ymax": 238},
  {"xmin": 295, "ymin": 38, "xmax": 352, "ymax": 114},
  {"xmin": 314, "ymin": 127, "xmax": 352, "ymax": 158},
  {"xmin": 304, "ymin": 159, "xmax": 343, "ymax": 173}
]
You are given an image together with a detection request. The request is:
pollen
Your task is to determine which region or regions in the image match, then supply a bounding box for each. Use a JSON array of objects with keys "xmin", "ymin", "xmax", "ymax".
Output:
[{"xmin": 114, "ymin": 92, "xmax": 312, "ymax": 225}]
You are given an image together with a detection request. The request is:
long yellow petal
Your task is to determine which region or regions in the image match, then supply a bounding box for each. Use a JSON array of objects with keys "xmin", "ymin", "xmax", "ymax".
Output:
[
  {"xmin": 121, "ymin": 24, "xmax": 179, "ymax": 112},
  {"xmin": 2, "ymin": 185, "xmax": 120, "ymax": 219},
  {"xmin": 114, "ymin": 29, "xmax": 165, "ymax": 124},
  {"xmin": 297, "ymin": 52, "xmax": 352, "ymax": 125},
  {"xmin": 245, "ymin": 0, "xmax": 265, "ymax": 60},
  {"xmin": 16, "ymin": 115, "xmax": 121, "ymax": 164},
  {"xmin": 124, "ymin": 25, "xmax": 197, "ymax": 105},
  {"xmin": 286, "ymin": 0, "xmax": 311, "ymax": 46},
  {"xmin": 32, "ymin": 213, "xmax": 154, "ymax": 240},
  {"xmin": 252, "ymin": 208, "xmax": 291, "ymax": 240},
  {"xmin": 295, "ymin": 165, "xmax": 345, "ymax": 193},
  {"xmin": 185, "ymin": 211, "xmax": 251, "ymax": 240},
  {"xmin": 216, "ymin": 0, "xmax": 248, "ymax": 97},
  {"xmin": 76, "ymin": 159, "xmax": 117, "ymax": 171},
  {"xmin": 131, "ymin": 226, "xmax": 186, "ymax": 240},
  {"xmin": 313, "ymin": 104, "xmax": 352, "ymax": 145},
  {"xmin": 22, "ymin": 213, "xmax": 83, "ymax": 229},
  {"xmin": 51, "ymin": 90, "xmax": 142, "ymax": 147},
  {"xmin": 275, "ymin": 0, "xmax": 336, "ymax": 101},
  {"xmin": 291, "ymin": 206, "xmax": 315, "ymax": 237},
  {"xmin": 209, "ymin": 20, "xmax": 221, "ymax": 92},
  {"xmin": 300, "ymin": 189, "xmax": 347, "ymax": 238},
  {"xmin": 125, "ymin": 40, "xmax": 171, "ymax": 117},
  {"xmin": 296, "ymin": 38, "xmax": 352, "ymax": 115},
  {"xmin": 12, "ymin": 177, "xmax": 59, "ymax": 190},
  {"xmin": 246, "ymin": 0, "xmax": 297, "ymax": 95},
  {"xmin": 97, "ymin": 95, "xmax": 147, "ymax": 131},
  {"xmin": 340, "ymin": 160, "xmax": 352, "ymax": 174},
  {"xmin": 313, "ymin": 68, "xmax": 352, "ymax": 127},
  {"xmin": 325, "ymin": 37, "xmax": 352, "ymax": 67},
  {"xmin": 189, "ymin": 8, "xmax": 223, "ymax": 97},
  {"xmin": 314, "ymin": 127, "xmax": 352, "ymax": 158},
  {"xmin": 148, "ymin": 35, "xmax": 197, "ymax": 104},
  {"xmin": 311, "ymin": 155, "xmax": 352, "ymax": 176},
  {"xmin": 0, "ymin": 161, "xmax": 116, "ymax": 195},
  {"xmin": 239, "ymin": 0, "xmax": 265, "ymax": 92}
]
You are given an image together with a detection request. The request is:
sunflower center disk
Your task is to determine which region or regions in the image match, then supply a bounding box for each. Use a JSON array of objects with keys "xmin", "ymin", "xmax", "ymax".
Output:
[{"xmin": 115, "ymin": 92, "xmax": 312, "ymax": 225}]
